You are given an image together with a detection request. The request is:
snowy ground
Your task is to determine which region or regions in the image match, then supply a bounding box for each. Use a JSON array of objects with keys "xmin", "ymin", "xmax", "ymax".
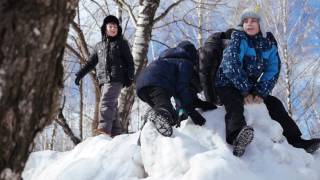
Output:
[{"xmin": 22, "ymin": 104, "xmax": 320, "ymax": 180}]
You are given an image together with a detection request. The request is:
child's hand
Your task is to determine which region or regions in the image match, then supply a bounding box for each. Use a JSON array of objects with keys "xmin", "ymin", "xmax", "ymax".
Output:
[
  {"xmin": 244, "ymin": 94, "xmax": 254, "ymax": 104},
  {"xmin": 253, "ymin": 96, "xmax": 263, "ymax": 104}
]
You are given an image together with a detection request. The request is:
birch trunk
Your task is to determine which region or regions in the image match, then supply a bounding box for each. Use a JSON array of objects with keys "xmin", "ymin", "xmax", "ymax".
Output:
[{"xmin": 118, "ymin": 0, "xmax": 160, "ymax": 132}]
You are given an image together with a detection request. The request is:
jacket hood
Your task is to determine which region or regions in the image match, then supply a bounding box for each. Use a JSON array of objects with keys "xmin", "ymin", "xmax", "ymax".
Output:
[
  {"xmin": 101, "ymin": 15, "xmax": 123, "ymax": 41},
  {"xmin": 159, "ymin": 46, "xmax": 197, "ymax": 63},
  {"xmin": 159, "ymin": 41, "xmax": 198, "ymax": 62}
]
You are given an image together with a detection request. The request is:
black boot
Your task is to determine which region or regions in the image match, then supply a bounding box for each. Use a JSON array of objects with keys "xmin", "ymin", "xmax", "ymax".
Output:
[
  {"xmin": 292, "ymin": 138, "xmax": 320, "ymax": 153},
  {"xmin": 145, "ymin": 108, "xmax": 173, "ymax": 137},
  {"xmin": 233, "ymin": 126, "xmax": 254, "ymax": 157}
]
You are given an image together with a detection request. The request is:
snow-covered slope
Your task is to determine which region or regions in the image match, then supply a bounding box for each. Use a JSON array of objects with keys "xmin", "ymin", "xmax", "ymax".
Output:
[{"xmin": 22, "ymin": 104, "xmax": 320, "ymax": 180}]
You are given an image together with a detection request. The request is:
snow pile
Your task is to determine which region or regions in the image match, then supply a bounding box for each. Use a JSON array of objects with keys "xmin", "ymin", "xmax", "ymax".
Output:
[{"xmin": 23, "ymin": 104, "xmax": 320, "ymax": 180}]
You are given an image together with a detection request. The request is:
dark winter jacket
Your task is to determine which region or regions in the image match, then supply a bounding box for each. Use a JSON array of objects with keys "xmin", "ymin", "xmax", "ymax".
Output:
[
  {"xmin": 136, "ymin": 46, "xmax": 196, "ymax": 109},
  {"xmin": 215, "ymin": 30, "xmax": 281, "ymax": 98},
  {"xmin": 198, "ymin": 29, "xmax": 234, "ymax": 104},
  {"xmin": 76, "ymin": 16, "xmax": 134, "ymax": 86}
]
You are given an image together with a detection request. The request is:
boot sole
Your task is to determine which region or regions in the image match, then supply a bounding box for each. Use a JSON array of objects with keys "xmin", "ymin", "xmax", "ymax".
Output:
[
  {"xmin": 233, "ymin": 126, "xmax": 254, "ymax": 157},
  {"xmin": 306, "ymin": 142, "xmax": 320, "ymax": 153},
  {"xmin": 146, "ymin": 109, "xmax": 173, "ymax": 137}
]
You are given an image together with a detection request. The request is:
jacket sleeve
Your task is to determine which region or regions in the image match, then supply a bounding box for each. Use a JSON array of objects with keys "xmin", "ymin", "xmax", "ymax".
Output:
[
  {"xmin": 121, "ymin": 39, "xmax": 135, "ymax": 80},
  {"xmin": 176, "ymin": 60, "xmax": 194, "ymax": 110},
  {"xmin": 199, "ymin": 32, "xmax": 224, "ymax": 103},
  {"xmin": 77, "ymin": 45, "xmax": 99, "ymax": 78},
  {"xmin": 255, "ymin": 46, "xmax": 281, "ymax": 97},
  {"xmin": 220, "ymin": 31, "xmax": 252, "ymax": 96}
]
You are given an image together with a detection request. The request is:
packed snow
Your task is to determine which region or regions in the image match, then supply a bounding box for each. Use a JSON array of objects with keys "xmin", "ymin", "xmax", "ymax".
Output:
[{"xmin": 22, "ymin": 104, "xmax": 320, "ymax": 180}]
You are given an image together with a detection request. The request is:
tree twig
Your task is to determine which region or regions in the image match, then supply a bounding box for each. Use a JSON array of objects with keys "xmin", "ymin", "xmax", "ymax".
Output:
[
  {"xmin": 55, "ymin": 96, "xmax": 81, "ymax": 145},
  {"xmin": 113, "ymin": 0, "xmax": 137, "ymax": 27},
  {"xmin": 154, "ymin": 0, "xmax": 186, "ymax": 23}
]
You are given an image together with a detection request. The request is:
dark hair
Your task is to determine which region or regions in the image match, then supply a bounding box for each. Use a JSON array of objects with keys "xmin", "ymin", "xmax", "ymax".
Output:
[{"xmin": 100, "ymin": 15, "xmax": 122, "ymax": 41}]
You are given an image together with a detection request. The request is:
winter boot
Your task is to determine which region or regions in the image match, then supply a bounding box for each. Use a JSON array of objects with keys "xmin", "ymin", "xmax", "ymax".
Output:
[
  {"xmin": 94, "ymin": 128, "xmax": 112, "ymax": 137},
  {"xmin": 233, "ymin": 126, "xmax": 254, "ymax": 157},
  {"xmin": 145, "ymin": 108, "xmax": 173, "ymax": 137},
  {"xmin": 305, "ymin": 139, "xmax": 320, "ymax": 153},
  {"xmin": 293, "ymin": 138, "xmax": 320, "ymax": 153}
]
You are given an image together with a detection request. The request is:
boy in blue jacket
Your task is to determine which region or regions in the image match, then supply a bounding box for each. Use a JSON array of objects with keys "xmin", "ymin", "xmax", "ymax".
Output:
[
  {"xmin": 136, "ymin": 41, "xmax": 214, "ymax": 137},
  {"xmin": 216, "ymin": 9, "xmax": 320, "ymax": 156}
]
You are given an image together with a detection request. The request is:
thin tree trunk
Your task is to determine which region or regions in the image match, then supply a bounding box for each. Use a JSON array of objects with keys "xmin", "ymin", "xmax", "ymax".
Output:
[
  {"xmin": 79, "ymin": 81, "xmax": 84, "ymax": 140},
  {"xmin": 49, "ymin": 122, "xmax": 58, "ymax": 150},
  {"xmin": 280, "ymin": 0, "xmax": 293, "ymax": 116},
  {"xmin": 55, "ymin": 96, "xmax": 81, "ymax": 145},
  {"xmin": 0, "ymin": 0, "xmax": 78, "ymax": 179},
  {"xmin": 283, "ymin": 45, "xmax": 293, "ymax": 116},
  {"xmin": 197, "ymin": 0, "xmax": 204, "ymax": 46},
  {"xmin": 118, "ymin": 3, "xmax": 123, "ymax": 25},
  {"xmin": 71, "ymin": 22, "xmax": 101, "ymax": 133},
  {"xmin": 55, "ymin": 111, "xmax": 81, "ymax": 145},
  {"xmin": 118, "ymin": 0, "xmax": 160, "ymax": 133}
]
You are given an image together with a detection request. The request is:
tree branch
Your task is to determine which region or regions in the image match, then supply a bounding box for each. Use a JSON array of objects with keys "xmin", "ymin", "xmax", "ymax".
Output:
[
  {"xmin": 90, "ymin": 0, "xmax": 107, "ymax": 16},
  {"xmin": 71, "ymin": 21, "xmax": 90, "ymax": 59},
  {"xmin": 55, "ymin": 96, "xmax": 81, "ymax": 145},
  {"xmin": 154, "ymin": 0, "xmax": 186, "ymax": 23},
  {"xmin": 151, "ymin": 38, "xmax": 171, "ymax": 48},
  {"xmin": 82, "ymin": 3, "xmax": 101, "ymax": 28},
  {"xmin": 65, "ymin": 44, "xmax": 84, "ymax": 63},
  {"xmin": 113, "ymin": 0, "xmax": 137, "ymax": 27}
]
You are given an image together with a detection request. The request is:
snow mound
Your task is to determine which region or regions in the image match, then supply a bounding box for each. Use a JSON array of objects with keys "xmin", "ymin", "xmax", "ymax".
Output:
[{"xmin": 23, "ymin": 104, "xmax": 320, "ymax": 180}]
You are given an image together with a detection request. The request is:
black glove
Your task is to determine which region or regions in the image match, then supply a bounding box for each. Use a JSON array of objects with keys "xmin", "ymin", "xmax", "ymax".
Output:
[
  {"xmin": 194, "ymin": 98, "xmax": 217, "ymax": 111},
  {"xmin": 74, "ymin": 73, "xmax": 82, "ymax": 86},
  {"xmin": 188, "ymin": 109, "xmax": 206, "ymax": 126},
  {"xmin": 123, "ymin": 78, "xmax": 133, "ymax": 87}
]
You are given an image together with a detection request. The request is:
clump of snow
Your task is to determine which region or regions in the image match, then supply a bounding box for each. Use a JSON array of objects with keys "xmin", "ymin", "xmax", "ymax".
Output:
[
  {"xmin": 23, "ymin": 134, "xmax": 145, "ymax": 180},
  {"xmin": 23, "ymin": 104, "xmax": 320, "ymax": 180}
]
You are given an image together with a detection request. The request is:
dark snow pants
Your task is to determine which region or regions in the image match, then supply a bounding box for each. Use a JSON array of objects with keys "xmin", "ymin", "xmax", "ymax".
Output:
[
  {"xmin": 98, "ymin": 82, "xmax": 123, "ymax": 136},
  {"xmin": 216, "ymin": 87, "xmax": 302, "ymax": 145},
  {"xmin": 138, "ymin": 86, "xmax": 177, "ymax": 120}
]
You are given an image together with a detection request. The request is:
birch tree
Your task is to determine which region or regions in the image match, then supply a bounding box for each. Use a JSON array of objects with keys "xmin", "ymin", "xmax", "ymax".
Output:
[
  {"xmin": 256, "ymin": 0, "xmax": 320, "ymax": 136},
  {"xmin": 114, "ymin": 0, "xmax": 186, "ymax": 132}
]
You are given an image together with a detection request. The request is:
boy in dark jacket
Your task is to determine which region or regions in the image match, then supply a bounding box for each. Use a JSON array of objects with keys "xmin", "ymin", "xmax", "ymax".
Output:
[
  {"xmin": 199, "ymin": 28, "xmax": 235, "ymax": 105},
  {"xmin": 215, "ymin": 9, "xmax": 320, "ymax": 156},
  {"xmin": 136, "ymin": 41, "xmax": 210, "ymax": 137},
  {"xmin": 74, "ymin": 15, "xmax": 134, "ymax": 137}
]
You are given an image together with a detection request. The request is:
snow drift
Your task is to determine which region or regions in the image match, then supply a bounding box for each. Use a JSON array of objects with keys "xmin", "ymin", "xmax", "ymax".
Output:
[{"xmin": 22, "ymin": 104, "xmax": 320, "ymax": 180}]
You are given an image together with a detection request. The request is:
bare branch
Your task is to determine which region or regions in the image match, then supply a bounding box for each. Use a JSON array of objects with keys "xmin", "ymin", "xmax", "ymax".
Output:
[
  {"xmin": 82, "ymin": 3, "xmax": 101, "ymax": 28},
  {"xmin": 90, "ymin": 0, "xmax": 108, "ymax": 16},
  {"xmin": 71, "ymin": 21, "xmax": 90, "ymax": 59},
  {"xmin": 190, "ymin": 0, "xmax": 227, "ymax": 6},
  {"xmin": 55, "ymin": 96, "xmax": 81, "ymax": 145},
  {"xmin": 151, "ymin": 38, "xmax": 171, "ymax": 48},
  {"xmin": 153, "ymin": 19, "xmax": 183, "ymax": 29},
  {"xmin": 65, "ymin": 44, "xmax": 84, "ymax": 63},
  {"xmin": 154, "ymin": 0, "xmax": 186, "ymax": 23},
  {"xmin": 113, "ymin": 0, "xmax": 137, "ymax": 27},
  {"xmin": 103, "ymin": 0, "xmax": 110, "ymax": 14}
]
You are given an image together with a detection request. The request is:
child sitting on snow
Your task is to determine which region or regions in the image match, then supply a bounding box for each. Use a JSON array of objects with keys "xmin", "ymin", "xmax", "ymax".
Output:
[{"xmin": 215, "ymin": 8, "xmax": 320, "ymax": 157}]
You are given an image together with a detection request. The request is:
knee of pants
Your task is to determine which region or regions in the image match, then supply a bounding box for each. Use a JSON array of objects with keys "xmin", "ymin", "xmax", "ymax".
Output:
[
  {"xmin": 100, "ymin": 100, "xmax": 118, "ymax": 107},
  {"xmin": 265, "ymin": 96, "xmax": 284, "ymax": 110}
]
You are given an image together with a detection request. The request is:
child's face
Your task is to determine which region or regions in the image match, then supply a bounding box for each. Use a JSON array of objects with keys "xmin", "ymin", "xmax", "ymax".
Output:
[
  {"xmin": 243, "ymin": 18, "xmax": 260, "ymax": 36},
  {"xmin": 106, "ymin": 23, "xmax": 118, "ymax": 37}
]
